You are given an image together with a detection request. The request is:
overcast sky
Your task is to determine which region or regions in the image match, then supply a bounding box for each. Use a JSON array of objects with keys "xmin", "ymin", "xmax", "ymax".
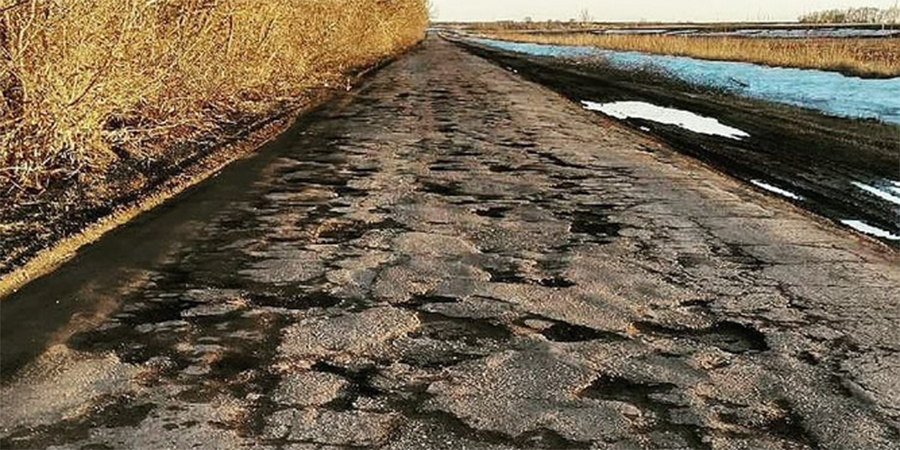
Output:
[{"xmin": 432, "ymin": 0, "xmax": 899, "ymax": 22}]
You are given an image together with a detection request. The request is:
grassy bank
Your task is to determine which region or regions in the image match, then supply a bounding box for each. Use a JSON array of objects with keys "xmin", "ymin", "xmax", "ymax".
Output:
[
  {"xmin": 481, "ymin": 32, "xmax": 900, "ymax": 78},
  {"xmin": 0, "ymin": 0, "xmax": 427, "ymax": 283},
  {"xmin": 1, "ymin": 0, "xmax": 428, "ymax": 193}
]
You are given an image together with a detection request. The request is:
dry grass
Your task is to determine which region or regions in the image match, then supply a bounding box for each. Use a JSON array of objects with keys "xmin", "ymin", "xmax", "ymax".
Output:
[
  {"xmin": 484, "ymin": 31, "xmax": 900, "ymax": 78},
  {"xmin": 0, "ymin": 0, "xmax": 428, "ymax": 193}
]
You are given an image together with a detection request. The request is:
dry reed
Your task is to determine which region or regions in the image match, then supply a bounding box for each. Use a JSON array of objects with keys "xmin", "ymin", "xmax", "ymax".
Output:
[
  {"xmin": 486, "ymin": 31, "xmax": 900, "ymax": 79},
  {"xmin": 0, "ymin": 0, "xmax": 428, "ymax": 193}
]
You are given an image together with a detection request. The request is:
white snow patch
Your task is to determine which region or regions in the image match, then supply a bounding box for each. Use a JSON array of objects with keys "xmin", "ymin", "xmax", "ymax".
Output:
[
  {"xmin": 841, "ymin": 220, "xmax": 900, "ymax": 240},
  {"xmin": 852, "ymin": 181, "xmax": 900, "ymax": 206},
  {"xmin": 751, "ymin": 180, "xmax": 803, "ymax": 200},
  {"xmin": 639, "ymin": 126, "xmax": 651, "ymax": 132},
  {"xmin": 582, "ymin": 101, "xmax": 750, "ymax": 140},
  {"xmin": 885, "ymin": 180, "xmax": 900, "ymax": 196}
]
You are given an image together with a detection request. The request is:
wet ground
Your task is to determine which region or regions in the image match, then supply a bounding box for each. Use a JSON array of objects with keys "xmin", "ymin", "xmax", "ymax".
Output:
[
  {"xmin": 567, "ymin": 27, "xmax": 900, "ymax": 39},
  {"xmin": 464, "ymin": 36, "xmax": 900, "ymax": 124},
  {"xmin": 2, "ymin": 36, "xmax": 900, "ymax": 450},
  {"xmin": 453, "ymin": 38, "xmax": 900, "ymax": 247}
]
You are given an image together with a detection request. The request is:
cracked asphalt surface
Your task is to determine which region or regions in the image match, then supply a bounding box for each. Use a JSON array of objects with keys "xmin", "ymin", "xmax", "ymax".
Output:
[{"xmin": 2, "ymin": 37, "xmax": 899, "ymax": 450}]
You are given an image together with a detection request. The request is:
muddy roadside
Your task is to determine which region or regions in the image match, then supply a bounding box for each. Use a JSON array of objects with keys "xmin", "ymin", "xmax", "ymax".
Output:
[
  {"xmin": 449, "ymin": 37, "xmax": 900, "ymax": 249},
  {"xmin": 0, "ymin": 51, "xmax": 414, "ymax": 299}
]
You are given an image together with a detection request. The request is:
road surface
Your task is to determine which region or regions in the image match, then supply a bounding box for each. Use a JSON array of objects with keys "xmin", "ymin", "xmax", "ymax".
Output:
[{"xmin": 2, "ymin": 37, "xmax": 899, "ymax": 450}]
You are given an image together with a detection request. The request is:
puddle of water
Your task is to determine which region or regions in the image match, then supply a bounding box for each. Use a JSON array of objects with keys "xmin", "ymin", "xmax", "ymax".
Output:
[
  {"xmin": 841, "ymin": 220, "xmax": 900, "ymax": 240},
  {"xmin": 691, "ymin": 28, "xmax": 900, "ymax": 39},
  {"xmin": 852, "ymin": 181, "xmax": 900, "ymax": 206},
  {"xmin": 750, "ymin": 180, "xmax": 803, "ymax": 201},
  {"xmin": 582, "ymin": 100, "xmax": 750, "ymax": 140},
  {"xmin": 470, "ymin": 38, "xmax": 900, "ymax": 125}
]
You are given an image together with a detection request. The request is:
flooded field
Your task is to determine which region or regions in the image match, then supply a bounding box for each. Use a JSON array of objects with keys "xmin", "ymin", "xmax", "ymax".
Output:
[
  {"xmin": 470, "ymin": 38, "xmax": 900, "ymax": 125},
  {"xmin": 590, "ymin": 26, "xmax": 900, "ymax": 39},
  {"xmin": 456, "ymin": 36, "xmax": 900, "ymax": 246}
]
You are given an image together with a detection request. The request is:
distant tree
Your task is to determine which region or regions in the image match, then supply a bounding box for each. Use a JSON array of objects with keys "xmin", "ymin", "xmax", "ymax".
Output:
[
  {"xmin": 800, "ymin": 5, "xmax": 899, "ymax": 24},
  {"xmin": 524, "ymin": 16, "xmax": 533, "ymax": 24},
  {"xmin": 426, "ymin": 0, "xmax": 437, "ymax": 20},
  {"xmin": 880, "ymin": 4, "xmax": 900, "ymax": 23},
  {"xmin": 579, "ymin": 8, "xmax": 593, "ymax": 24}
]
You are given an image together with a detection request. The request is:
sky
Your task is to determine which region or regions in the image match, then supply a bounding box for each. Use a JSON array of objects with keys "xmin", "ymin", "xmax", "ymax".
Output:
[{"xmin": 432, "ymin": 0, "xmax": 900, "ymax": 22}]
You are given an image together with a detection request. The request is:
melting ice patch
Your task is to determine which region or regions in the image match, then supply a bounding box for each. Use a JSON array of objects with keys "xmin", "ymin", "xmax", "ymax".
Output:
[
  {"xmin": 852, "ymin": 181, "xmax": 900, "ymax": 206},
  {"xmin": 691, "ymin": 28, "xmax": 900, "ymax": 39},
  {"xmin": 888, "ymin": 181, "xmax": 900, "ymax": 196},
  {"xmin": 582, "ymin": 100, "xmax": 750, "ymax": 140},
  {"xmin": 841, "ymin": 220, "xmax": 900, "ymax": 240},
  {"xmin": 751, "ymin": 180, "xmax": 803, "ymax": 200},
  {"xmin": 590, "ymin": 27, "xmax": 900, "ymax": 39}
]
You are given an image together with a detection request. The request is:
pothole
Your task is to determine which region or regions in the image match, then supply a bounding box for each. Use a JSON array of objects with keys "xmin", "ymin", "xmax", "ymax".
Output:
[
  {"xmin": 579, "ymin": 375, "xmax": 709, "ymax": 449},
  {"xmin": 408, "ymin": 294, "xmax": 460, "ymax": 308},
  {"xmin": 0, "ymin": 396, "xmax": 155, "ymax": 450},
  {"xmin": 580, "ymin": 374, "xmax": 677, "ymax": 405},
  {"xmin": 539, "ymin": 322, "xmax": 626, "ymax": 343},
  {"xmin": 488, "ymin": 164, "xmax": 517, "ymax": 173},
  {"xmin": 421, "ymin": 181, "xmax": 465, "ymax": 196},
  {"xmin": 311, "ymin": 362, "xmax": 382, "ymax": 411},
  {"xmin": 317, "ymin": 218, "xmax": 407, "ymax": 244},
  {"xmin": 634, "ymin": 321, "xmax": 769, "ymax": 353},
  {"xmin": 475, "ymin": 206, "xmax": 513, "ymax": 218},
  {"xmin": 483, "ymin": 266, "xmax": 528, "ymax": 284},
  {"xmin": 537, "ymin": 277, "xmax": 576, "ymax": 288},
  {"xmin": 246, "ymin": 291, "xmax": 342, "ymax": 310},
  {"xmin": 569, "ymin": 208, "xmax": 622, "ymax": 240},
  {"xmin": 413, "ymin": 312, "xmax": 513, "ymax": 347}
]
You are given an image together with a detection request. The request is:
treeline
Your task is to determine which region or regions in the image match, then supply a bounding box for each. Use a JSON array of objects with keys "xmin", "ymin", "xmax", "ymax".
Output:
[{"xmin": 799, "ymin": 6, "xmax": 900, "ymax": 24}]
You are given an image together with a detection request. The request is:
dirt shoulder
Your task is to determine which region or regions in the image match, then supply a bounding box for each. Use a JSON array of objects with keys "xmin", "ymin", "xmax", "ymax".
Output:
[{"xmin": 0, "ymin": 58, "xmax": 401, "ymax": 298}]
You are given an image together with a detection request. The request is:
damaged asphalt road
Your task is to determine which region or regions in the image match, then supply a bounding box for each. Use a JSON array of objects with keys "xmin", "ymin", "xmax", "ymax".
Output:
[{"xmin": 1, "ymin": 37, "xmax": 899, "ymax": 450}]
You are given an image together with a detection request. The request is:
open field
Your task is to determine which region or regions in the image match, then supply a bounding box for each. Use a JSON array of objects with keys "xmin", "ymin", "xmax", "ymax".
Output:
[
  {"xmin": 0, "ymin": 0, "xmax": 427, "ymax": 281},
  {"xmin": 465, "ymin": 30, "xmax": 900, "ymax": 78}
]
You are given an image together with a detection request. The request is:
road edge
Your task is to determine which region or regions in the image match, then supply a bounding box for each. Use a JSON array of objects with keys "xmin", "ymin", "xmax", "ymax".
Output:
[{"xmin": 0, "ymin": 48, "xmax": 417, "ymax": 300}]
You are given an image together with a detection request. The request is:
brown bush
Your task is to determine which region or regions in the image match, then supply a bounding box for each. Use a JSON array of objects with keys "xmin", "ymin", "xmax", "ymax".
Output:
[{"xmin": 0, "ymin": 0, "xmax": 428, "ymax": 192}]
